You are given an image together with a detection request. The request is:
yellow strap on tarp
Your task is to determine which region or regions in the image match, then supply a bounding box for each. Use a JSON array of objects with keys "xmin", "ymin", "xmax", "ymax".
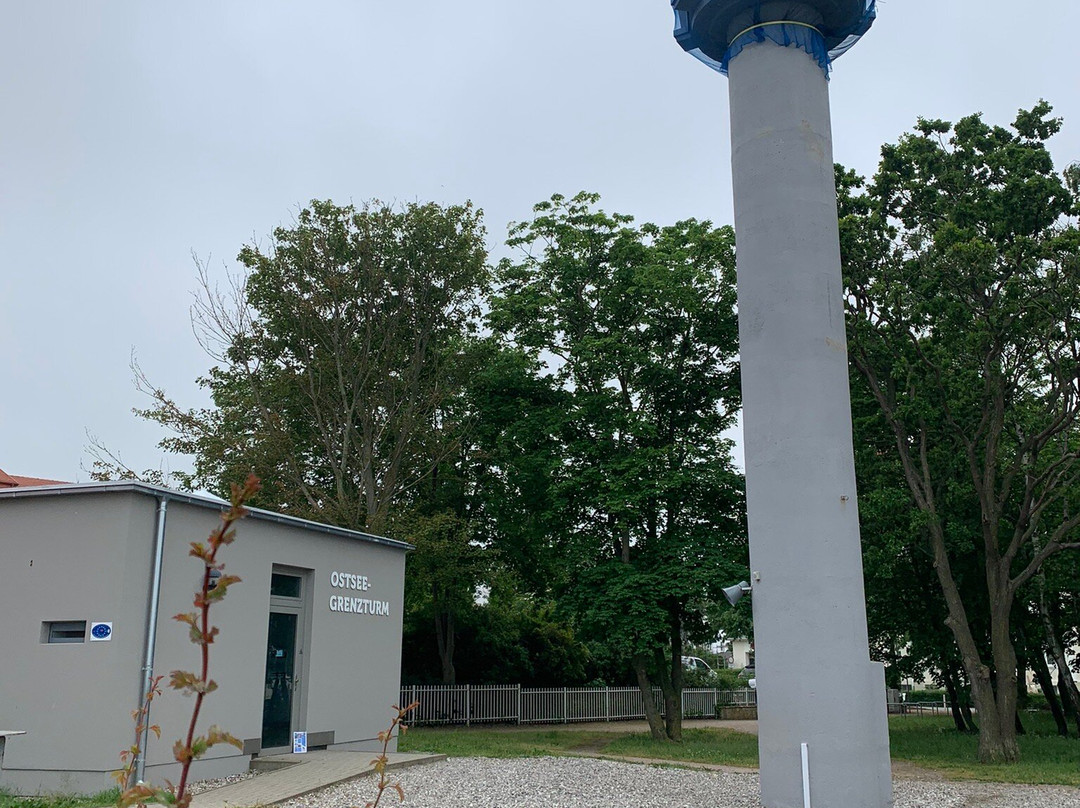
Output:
[{"xmin": 728, "ymin": 20, "xmax": 824, "ymax": 49}]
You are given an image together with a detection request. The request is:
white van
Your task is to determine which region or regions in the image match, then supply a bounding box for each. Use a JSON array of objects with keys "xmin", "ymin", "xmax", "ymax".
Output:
[{"xmin": 681, "ymin": 655, "xmax": 714, "ymax": 673}]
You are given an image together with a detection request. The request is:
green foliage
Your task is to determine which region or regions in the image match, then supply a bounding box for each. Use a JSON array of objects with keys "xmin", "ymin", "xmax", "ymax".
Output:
[
  {"xmin": 706, "ymin": 667, "xmax": 746, "ymax": 691},
  {"xmin": 905, "ymin": 690, "xmax": 949, "ymax": 704},
  {"xmin": 841, "ymin": 103, "xmax": 1080, "ymax": 761},
  {"xmin": 399, "ymin": 508, "xmax": 487, "ymax": 684},
  {"xmin": 485, "ymin": 192, "xmax": 746, "ymax": 733},
  {"xmin": 137, "ymin": 199, "xmax": 489, "ymax": 536},
  {"xmin": 402, "ymin": 584, "xmax": 594, "ymax": 686}
]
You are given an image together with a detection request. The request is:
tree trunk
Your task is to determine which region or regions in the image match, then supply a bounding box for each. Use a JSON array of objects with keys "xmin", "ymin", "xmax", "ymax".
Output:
[
  {"xmin": 1014, "ymin": 641, "xmax": 1028, "ymax": 736},
  {"xmin": 1041, "ymin": 603, "xmax": 1080, "ymax": 735},
  {"xmin": 959, "ymin": 694, "xmax": 977, "ymax": 734},
  {"xmin": 634, "ymin": 656, "xmax": 666, "ymax": 740},
  {"xmin": 1031, "ymin": 648, "xmax": 1069, "ymax": 737},
  {"xmin": 1034, "ymin": 537, "xmax": 1080, "ymax": 734},
  {"xmin": 980, "ymin": 597, "xmax": 1021, "ymax": 763},
  {"xmin": 434, "ymin": 609, "xmax": 456, "ymax": 685},
  {"xmin": 660, "ymin": 617, "xmax": 683, "ymax": 742},
  {"xmin": 1060, "ymin": 679, "xmax": 1080, "ymax": 736},
  {"xmin": 943, "ymin": 669, "xmax": 968, "ymax": 733},
  {"xmin": 1015, "ymin": 641, "xmax": 1030, "ymax": 713},
  {"xmin": 932, "ymin": 536, "xmax": 1017, "ymax": 760}
]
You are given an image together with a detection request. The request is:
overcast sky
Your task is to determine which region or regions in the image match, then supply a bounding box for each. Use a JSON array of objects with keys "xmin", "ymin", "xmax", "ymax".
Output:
[{"xmin": 3, "ymin": 0, "xmax": 1078, "ymax": 483}]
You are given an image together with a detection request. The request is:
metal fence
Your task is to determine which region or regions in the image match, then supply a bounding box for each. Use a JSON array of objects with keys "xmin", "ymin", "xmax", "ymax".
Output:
[{"xmin": 399, "ymin": 685, "xmax": 758, "ymax": 726}]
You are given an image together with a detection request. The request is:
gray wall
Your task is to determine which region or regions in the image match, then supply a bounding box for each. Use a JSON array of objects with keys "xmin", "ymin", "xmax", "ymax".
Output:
[
  {"xmin": 0, "ymin": 489, "xmax": 406, "ymax": 795},
  {"xmin": 0, "ymin": 492, "xmax": 156, "ymax": 794}
]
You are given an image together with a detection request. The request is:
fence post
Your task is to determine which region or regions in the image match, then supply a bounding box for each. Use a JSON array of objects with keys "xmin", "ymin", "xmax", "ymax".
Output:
[
  {"xmin": 605, "ymin": 686, "xmax": 610, "ymax": 722},
  {"xmin": 564, "ymin": 687, "xmax": 569, "ymax": 722},
  {"xmin": 516, "ymin": 684, "xmax": 522, "ymax": 725},
  {"xmin": 466, "ymin": 684, "xmax": 471, "ymax": 727}
]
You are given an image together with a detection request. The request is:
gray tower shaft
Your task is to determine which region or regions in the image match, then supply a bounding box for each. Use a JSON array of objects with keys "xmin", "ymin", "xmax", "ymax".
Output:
[{"xmin": 729, "ymin": 41, "xmax": 892, "ymax": 808}]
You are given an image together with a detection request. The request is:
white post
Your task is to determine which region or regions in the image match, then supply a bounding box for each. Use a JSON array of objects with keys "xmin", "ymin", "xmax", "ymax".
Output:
[{"xmin": 801, "ymin": 743, "xmax": 812, "ymax": 808}]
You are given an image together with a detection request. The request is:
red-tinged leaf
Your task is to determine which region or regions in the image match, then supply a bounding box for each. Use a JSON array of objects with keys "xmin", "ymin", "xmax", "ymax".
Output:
[
  {"xmin": 377, "ymin": 730, "xmax": 389, "ymax": 742},
  {"xmin": 394, "ymin": 782, "xmax": 405, "ymax": 802},
  {"xmin": 206, "ymin": 726, "xmax": 244, "ymax": 750},
  {"xmin": 173, "ymin": 612, "xmax": 198, "ymax": 627},
  {"xmin": 117, "ymin": 782, "xmax": 157, "ymax": 808},
  {"xmin": 169, "ymin": 670, "xmax": 200, "ymax": 692},
  {"xmin": 188, "ymin": 542, "xmax": 210, "ymax": 560},
  {"xmin": 150, "ymin": 724, "xmax": 161, "ymax": 739},
  {"xmin": 173, "ymin": 739, "xmax": 192, "ymax": 763}
]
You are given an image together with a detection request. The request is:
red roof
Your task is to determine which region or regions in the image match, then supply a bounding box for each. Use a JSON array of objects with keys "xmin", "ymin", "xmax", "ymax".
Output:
[{"xmin": 0, "ymin": 468, "xmax": 69, "ymax": 488}]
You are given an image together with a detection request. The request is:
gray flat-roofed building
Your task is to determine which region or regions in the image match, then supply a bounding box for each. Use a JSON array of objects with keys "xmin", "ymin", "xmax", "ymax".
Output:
[{"xmin": 0, "ymin": 482, "xmax": 409, "ymax": 795}]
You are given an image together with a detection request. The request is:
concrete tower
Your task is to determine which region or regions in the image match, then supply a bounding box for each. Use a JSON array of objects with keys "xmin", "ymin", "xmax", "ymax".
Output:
[{"xmin": 670, "ymin": 3, "xmax": 891, "ymax": 807}]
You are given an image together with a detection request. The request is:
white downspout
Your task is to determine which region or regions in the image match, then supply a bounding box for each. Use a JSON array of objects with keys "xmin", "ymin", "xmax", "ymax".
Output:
[{"xmin": 135, "ymin": 497, "xmax": 168, "ymax": 784}]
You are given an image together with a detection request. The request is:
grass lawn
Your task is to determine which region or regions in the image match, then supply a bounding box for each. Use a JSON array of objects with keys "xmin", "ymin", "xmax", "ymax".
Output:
[
  {"xmin": 888, "ymin": 714, "xmax": 1080, "ymax": 786},
  {"xmin": 400, "ymin": 714, "xmax": 1080, "ymax": 786},
  {"xmin": 0, "ymin": 790, "xmax": 118, "ymax": 808},
  {"xmin": 398, "ymin": 726, "xmax": 759, "ymax": 769}
]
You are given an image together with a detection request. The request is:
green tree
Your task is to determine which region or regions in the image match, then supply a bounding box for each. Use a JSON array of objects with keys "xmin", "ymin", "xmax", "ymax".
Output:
[
  {"xmin": 839, "ymin": 104, "xmax": 1080, "ymax": 762},
  {"xmin": 138, "ymin": 199, "xmax": 489, "ymax": 535},
  {"xmin": 487, "ymin": 192, "xmax": 746, "ymax": 740}
]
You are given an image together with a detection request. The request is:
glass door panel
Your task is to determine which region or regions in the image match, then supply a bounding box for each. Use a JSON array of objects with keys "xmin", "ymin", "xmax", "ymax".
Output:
[{"xmin": 261, "ymin": 611, "xmax": 298, "ymax": 749}]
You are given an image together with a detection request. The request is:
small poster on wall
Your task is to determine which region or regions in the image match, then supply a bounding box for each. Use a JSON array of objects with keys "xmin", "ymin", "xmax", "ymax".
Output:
[{"xmin": 292, "ymin": 732, "xmax": 307, "ymax": 754}]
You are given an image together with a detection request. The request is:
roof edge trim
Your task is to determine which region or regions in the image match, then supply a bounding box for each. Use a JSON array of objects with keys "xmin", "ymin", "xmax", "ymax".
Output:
[{"xmin": 0, "ymin": 481, "xmax": 412, "ymax": 551}]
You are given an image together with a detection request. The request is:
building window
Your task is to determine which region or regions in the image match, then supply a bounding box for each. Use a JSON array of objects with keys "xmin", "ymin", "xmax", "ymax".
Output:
[
  {"xmin": 43, "ymin": 621, "xmax": 86, "ymax": 644},
  {"xmin": 271, "ymin": 573, "xmax": 302, "ymax": 599}
]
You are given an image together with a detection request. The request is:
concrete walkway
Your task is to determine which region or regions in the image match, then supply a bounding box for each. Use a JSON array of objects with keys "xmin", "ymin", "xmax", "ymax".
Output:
[{"xmin": 189, "ymin": 752, "xmax": 444, "ymax": 808}]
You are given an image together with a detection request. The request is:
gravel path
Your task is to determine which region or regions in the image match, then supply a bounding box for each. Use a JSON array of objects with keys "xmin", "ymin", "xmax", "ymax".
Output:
[{"xmin": 279, "ymin": 757, "xmax": 1080, "ymax": 808}]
